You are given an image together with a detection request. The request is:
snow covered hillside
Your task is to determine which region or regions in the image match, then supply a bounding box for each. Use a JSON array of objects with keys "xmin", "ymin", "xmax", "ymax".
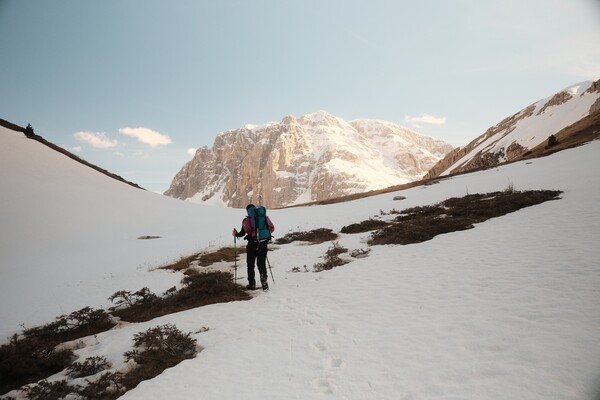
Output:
[
  {"xmin": 426, "ymin": 79, "xmax": 600, "ymax": 178},
  {"xmin": 1, "ymin": 125, "xmax": 600, "ymax": 399}
]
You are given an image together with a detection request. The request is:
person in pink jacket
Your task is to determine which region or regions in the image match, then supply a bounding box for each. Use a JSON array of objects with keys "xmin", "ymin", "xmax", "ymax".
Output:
[{"xmin": 233, "ymin": 204, "xmax": 275, "ymax": 290}]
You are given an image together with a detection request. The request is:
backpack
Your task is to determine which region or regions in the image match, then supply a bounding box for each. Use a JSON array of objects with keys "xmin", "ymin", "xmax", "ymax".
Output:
[{"xmin": 247, "ymin": 205, "xmax": 271, "ymax": 241}]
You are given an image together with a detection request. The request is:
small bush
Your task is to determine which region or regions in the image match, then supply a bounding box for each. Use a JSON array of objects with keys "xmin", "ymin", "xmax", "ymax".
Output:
[
  {"xmin": 275, "ymin": 228, "xmax": 338, "ymax": 244},
  {"xmin": 79, "ymin": 371, "xmax": 125, "ymax": 399},
  {"xmin": 23, "ymin": 307, "xmax": 114, "ymax": 343},
  {"xmin": 121, "ymin": 324, "xmax": 198, "ymax": 391},
  {"xmin": 108, "ymin": 288, "xmax": 158, "ymax": 310},
  {"xmin": 22, "ymin": 379, "xmax": 74, "ymax": 400},
  {"xmin": 67, "ymin": 356, "xmax": 111, "ymax": 378},
  {"xmin": 314, "ymin": 242, "xmax": 349, "ymax": 272},
  {"xmin": 0, "ymin": 336, "xmax": 74, "ymax": 395}
]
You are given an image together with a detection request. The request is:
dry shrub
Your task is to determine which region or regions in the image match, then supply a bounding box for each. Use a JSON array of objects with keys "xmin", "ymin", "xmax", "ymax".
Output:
[
  {"xmin": 0, "ymin": 307, "xmax": 114, "ymax": 394},
  {"xmin": 370, "ymin": 190, "xmax": 562, "ymax": 246},
  {"xmin": 111, "ymin": 271, "xmax": 251, "ymax": 323},
  {"xmin": 0, "ymin": 337, "xmax": 74, "ymax": 396},
  {"xmin": 79, "ymin": 325, "xmax": 198, "ymax": 399},
  {"xmin": 340, "ymin": 219, "xmax": 388, "ymax": 234},
  {"xmin": 314, "ymin": 242, "xmax": 349, "ymax": 272},
  {"xmin": 275, "ymin": 228, "xmax": 338, "ymax": 244},
  {"xmin": 22, "ymin": 379, "xmax": 73, "ymax": 400},
  {"xmin": 122, "ymin": 324, "xmax": 197, "ymax": 391},
  {"xmin": 67, "ymin": 356, "xmax": 111, "ymax": 378},
  {"xmin": 79, "ymin": 371, "xmax": 125, "ymax": 399}
]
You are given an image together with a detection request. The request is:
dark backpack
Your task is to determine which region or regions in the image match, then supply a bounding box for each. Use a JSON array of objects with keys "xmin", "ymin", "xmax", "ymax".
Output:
[{"xmin": 247, "ymin": 205, "xmax": 271, "ymax": 241}]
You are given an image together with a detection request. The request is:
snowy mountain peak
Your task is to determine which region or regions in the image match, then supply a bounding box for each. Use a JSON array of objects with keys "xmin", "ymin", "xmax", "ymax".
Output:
[{"xmin": 164, "ymin": 111, "xmax": 453, "ymax": 208}]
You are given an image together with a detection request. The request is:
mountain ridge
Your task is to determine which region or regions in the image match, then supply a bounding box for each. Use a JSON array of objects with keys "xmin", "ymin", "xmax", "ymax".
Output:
[
  {"xmin": 164, "ymin": 111, "xmax": 453, "ymax": 208},
  {"xmin": 0, "ymin": 119, "xmax": 144, "ymax": 190},
  {"xmin": 424, "ymin": 79, "xmax": 600, "ymax": 179}
]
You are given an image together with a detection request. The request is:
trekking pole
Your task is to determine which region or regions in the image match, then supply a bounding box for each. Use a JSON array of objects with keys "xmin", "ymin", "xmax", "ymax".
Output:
[
  {"xmin": 233, "ymin": 236, "xmax": 237, "ymax": 283},
  {"xmin": 266, "ymin": 254, "xmax": 275, "ymax": 285}
]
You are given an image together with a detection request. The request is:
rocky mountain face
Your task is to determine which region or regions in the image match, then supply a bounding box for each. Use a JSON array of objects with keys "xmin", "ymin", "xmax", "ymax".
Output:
[
  {"xmin": 164, "ymin": 111, "xmax": 453, "ymax": 208},
  {"xmin": 425, "ymin": 79, "xmax": 600, "ymax": 179}
]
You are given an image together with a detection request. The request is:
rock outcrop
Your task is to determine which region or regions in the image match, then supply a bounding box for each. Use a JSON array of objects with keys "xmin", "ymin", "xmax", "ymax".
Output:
[{"xmin": 165, "ymin": 111, "xmax": 452, "ymax": 208}]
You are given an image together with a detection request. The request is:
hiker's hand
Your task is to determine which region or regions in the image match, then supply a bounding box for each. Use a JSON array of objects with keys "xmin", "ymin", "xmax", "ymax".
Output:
[{"xmin": 232, "ymin": 229, "xmax": 237, "ymax": 237}]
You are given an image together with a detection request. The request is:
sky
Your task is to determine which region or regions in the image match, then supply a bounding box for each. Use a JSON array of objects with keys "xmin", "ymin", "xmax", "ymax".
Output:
[{"xmin": 1, "ymin": 0, "xmax": 599, "ymax": 193}]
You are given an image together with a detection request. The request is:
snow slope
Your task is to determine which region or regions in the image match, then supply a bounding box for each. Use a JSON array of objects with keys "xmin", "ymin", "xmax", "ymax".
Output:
[
  {"xmin": 429, "ymin": 80, "xmax": 600, "ymax": 178},
  {"xmin": 1, "ymin": 126, "xmax": 600, "ymax": 399},
  {"xmin": 0, "ymin": 127, "xmax": 241, "ymax": 337}
]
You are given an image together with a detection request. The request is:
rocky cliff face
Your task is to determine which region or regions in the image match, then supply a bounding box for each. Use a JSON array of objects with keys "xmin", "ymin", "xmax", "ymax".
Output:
[
  {"xmin": 425, "ymin": 79, "xmax": 600, "ymax": 179},
  {"xmin": 165, "ymin": 111, "xmax": 453, "ymax": 208}
]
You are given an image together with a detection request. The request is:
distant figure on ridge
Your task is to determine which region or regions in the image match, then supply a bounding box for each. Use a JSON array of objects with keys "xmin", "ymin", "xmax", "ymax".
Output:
[{"xmin": 233, "ymin": 204, "xmax": 275, "ymax": 290}]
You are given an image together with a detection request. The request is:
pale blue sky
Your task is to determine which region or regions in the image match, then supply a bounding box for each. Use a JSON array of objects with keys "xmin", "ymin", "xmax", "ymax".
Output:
[{"xmin": 1, "ymin": 0, "xmax": 599, "ymax": 193}]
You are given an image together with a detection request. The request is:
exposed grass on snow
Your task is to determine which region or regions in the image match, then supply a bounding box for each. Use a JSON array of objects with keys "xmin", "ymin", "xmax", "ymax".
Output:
[
  {"xmin": 369, "ymin": 189, "xmax": 562, "ymax": 245},
  {"xmin": 340, "ymin": 218, "xmax": 389, "ymax": 234},
  {"xmin": 197, "ymin": 246, "xmax": 245, "ymax": 267},
  {"xmin": 275, "ymin": 228, "xmax": 338, "ymax": 244}
]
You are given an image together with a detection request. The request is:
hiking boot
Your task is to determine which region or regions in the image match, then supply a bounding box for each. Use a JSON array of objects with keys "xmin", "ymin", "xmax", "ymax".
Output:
[
  {"xmin": 246, "ymin": 283, "xmax": 256, "ymax": 290},
  {"xmin": 260, "ymin": 276, "xmax": 269, "ymax": 291}
]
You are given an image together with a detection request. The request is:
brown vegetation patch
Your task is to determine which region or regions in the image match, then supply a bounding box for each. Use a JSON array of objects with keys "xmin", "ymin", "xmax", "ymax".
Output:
[
  {"xmin": 111, "ymin": 271, "xmax": 250, "ymax": 323},
  {"xmin": 369, "ymin": 189, "xmax": 562, "ymax": 246},
  {"xmin": 275, "ymin": 228, "xmax": 338, "ymax": 244},
  {"xmin": 0, "ymin": 307, "xmax": 115, "ymax": 394},
  {"xmin": 19, "ymin": 325, "xmax": 199, "ymax": 399},
  {"xmin": 340, "ymin": 219, "xmax": 389, "ymax": 234},
  {"xmin": 159, "ymin": 253, "xmax": 202, "ymax": 272},
  {"xmin": 198, "ymin": 246, "xmax": 245, "ymax": 267},
  {"xmin": 314, "ymin": 242, "xmax": 349, "ymax": 272},
  {"xmin": 160, "ymin": 247, "xmax": 247, "ymax": 272}
]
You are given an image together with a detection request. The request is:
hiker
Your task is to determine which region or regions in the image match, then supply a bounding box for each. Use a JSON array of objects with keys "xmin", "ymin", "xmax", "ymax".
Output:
[{"xmin": 232, "ymin": 204, "xmax": 275, "ymax": 290}]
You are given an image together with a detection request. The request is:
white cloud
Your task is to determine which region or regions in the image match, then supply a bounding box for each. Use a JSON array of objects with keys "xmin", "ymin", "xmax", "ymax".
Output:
[
  {"xmin": 187, "ymin": 148, "xmax": 197, "ymax": 157},
  {"xmin": 405, "ymin": 114, "xmax": 447, "ymax": 125},
  {"xmin": 119, "ymin": 127, "xmax": 172, "ymax": 147},
  {"xmin": 73, "ymin": 132, "xmax": 119, "ymax": 149}
]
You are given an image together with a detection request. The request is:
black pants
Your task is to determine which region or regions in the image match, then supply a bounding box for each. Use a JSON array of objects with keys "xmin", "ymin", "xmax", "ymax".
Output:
[{"xmin": 246, "ymin": 240, "xmax": 268, "ymax": 284}]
